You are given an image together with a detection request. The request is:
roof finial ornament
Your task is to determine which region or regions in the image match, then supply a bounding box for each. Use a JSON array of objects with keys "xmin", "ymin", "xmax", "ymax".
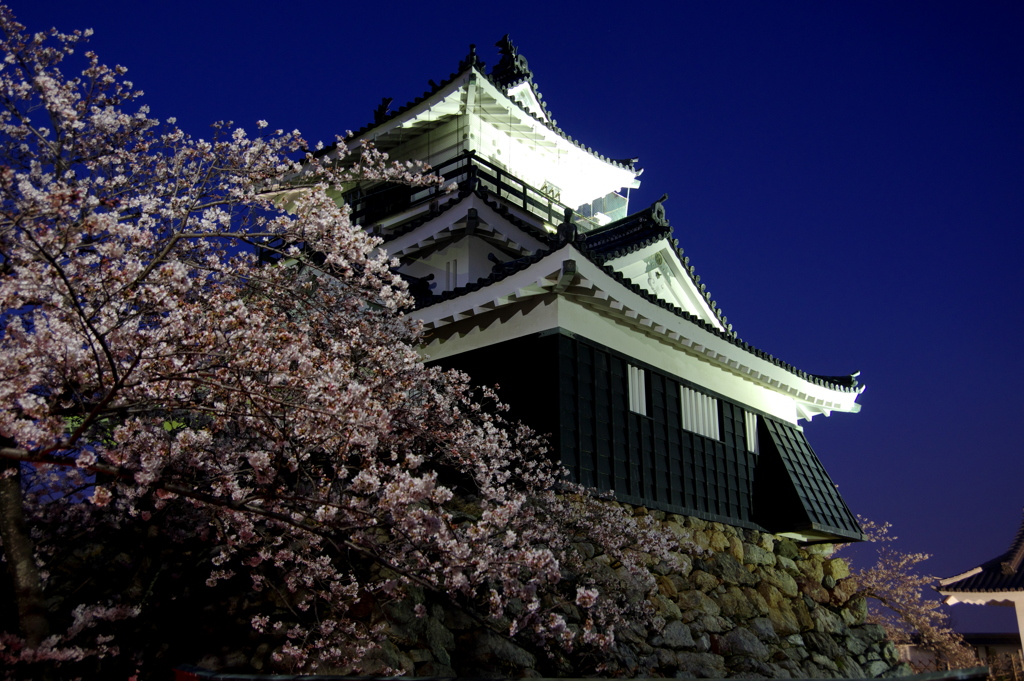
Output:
[
  {"xmin": 557, "ymin": 206, "xmax": 578, "ymax": 243},
  {"xmin": 492, "ymin": 34, "xmax": 532, "ymax": 84},
  {"xmin": 373, "ymin": 97, "xmax": 393, "ymax": 124},
  {"xmin": 650, "ymin": 193, "xmax": 669, "ymax": 227},
  {"xmin": 458, "ymin": 44, "xmax": 484, "ymax": 72}
]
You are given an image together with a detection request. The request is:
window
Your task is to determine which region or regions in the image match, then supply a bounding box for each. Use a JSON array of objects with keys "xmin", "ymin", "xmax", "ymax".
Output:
[
  {"xmin": 680, "ymin": 385, "xmax": 720, "ymax": 439},
  {"xmin": 445, "ymin": 258, "xmax": 458, "ymax": 290},
  {"xmin": 627, "ymin": 364, "xmax": 648, "ymax": 415},
  {"xmin": 745, "ymin": 411, "xmax": 759, "ymax": 454}
]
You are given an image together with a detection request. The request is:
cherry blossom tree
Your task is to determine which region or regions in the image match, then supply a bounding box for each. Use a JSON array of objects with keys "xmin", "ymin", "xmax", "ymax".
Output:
[
  {"xmin": 844, "ymin": 518, "xmax": 977, "ymax": 670},
  {"xmin": 0, "ymin": 8, "xmax": 681, "ymax": 678}
]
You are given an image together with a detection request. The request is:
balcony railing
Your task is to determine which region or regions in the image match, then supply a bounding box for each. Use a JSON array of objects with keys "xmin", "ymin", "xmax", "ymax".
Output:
[{"xmin": 343, "ymin": 150, "xmax": 613, "ymax": 234}]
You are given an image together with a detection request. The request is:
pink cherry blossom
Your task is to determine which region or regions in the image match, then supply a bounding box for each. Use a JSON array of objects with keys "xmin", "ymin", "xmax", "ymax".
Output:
[{"xmin": 0, "ymin": 7, "xmax": 694, "ymax": 677}]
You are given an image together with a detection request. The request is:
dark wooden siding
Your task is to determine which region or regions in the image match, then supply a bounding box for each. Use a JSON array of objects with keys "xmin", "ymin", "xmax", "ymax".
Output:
[
  {"xmin": 555, "ymin": 333, "xmax": 760, "ymax": 528},
  {"xmin": 430, "ymin": 329, "xmax": 861, "ymax": 540}
]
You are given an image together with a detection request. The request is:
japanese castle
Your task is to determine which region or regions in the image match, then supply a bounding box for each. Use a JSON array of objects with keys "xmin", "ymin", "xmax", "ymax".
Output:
[{"xmin": 333, "ymin": 37, "xmax": 865, "ymax": 542}]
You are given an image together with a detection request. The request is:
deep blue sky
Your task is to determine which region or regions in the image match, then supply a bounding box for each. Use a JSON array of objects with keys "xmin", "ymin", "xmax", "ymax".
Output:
[{"xmin": 16, "ymin": 1, "xmax": 1024, "ymax": 633}]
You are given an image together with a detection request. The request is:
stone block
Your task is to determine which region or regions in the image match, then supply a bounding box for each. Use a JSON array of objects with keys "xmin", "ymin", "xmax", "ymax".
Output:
[
  {"xmin": 718, "ymin": 627, "xmax": 771, "ymax": 660},
  {"xmin": 699, "ymin": 614, "xmax": 733, "ymax": 633},
  {"xmin": 798, "ymin": 576, "xmax": 830, "ymax": 604},
  {"xmin": 650, "ymin": 593, "xmax": 682, "ymax": 620},
  {"xmin": 691, "ymin": 569, "xmax": 721, "ymax": 592},
  {"xmin": 749, "ymin": 616, "xmax": 779, "ymax": 642},
  {"xmin": 707, "ymin": 552, "xmax": 757, "ymax": 586},
  {"xmin": 866, "ymin": 659, "xmax": 891, "ymax": 677},
  {"xmin": 675, "ymin": 651, "xmax": 727, "ymax": 677},
  {"xmin": 804, "ymin": 631, "xmax": 844, "ymax": 659},
  {"xmin": 677, "ymin": 588, "xmax": 721, "ymax": 620},
  {"xmin": 838, "ymin": 654, "xmax": 867, "ymax": 678},
  {"xmin": 728, "ymin": 535, "xmax": 745, "ymax": 561},
  {"xmin": 767, "ymin": 600, "xmax": 802, "ymax": 636},
  {"xmin": 823, "ymin": 557, "xmax": 851, "ymax": 580},
  {"xmin": 656, "ymin": 574, "xmax": 678, "ymax": 599},
  {"xmin": 810, "ymin": 651, "xmax": 839, "ymax": 670},
  {"xmin": 783, "ymin": 634, "xmax": 806, "ymax": 647},
  {"xmin": 797, "ymin": 559, "xmax": 825, "ymax": 583},
  {"xmin": 881, "ymin": 640, "xmax": 899, "ymax": 665},
  {"xmin": 845, "ymin": 596, "xmax": 868, "ymax": 625},
  {"xmin": 845, "ymin": 633, "xmax": 868, "ymax": 656},
  {"xmin": 762, "ymin": 566, "xmax": 800, "ymax": 598},
  {"xmin": 775, "ymin": 538, "xmax": 801, "ymax": 560},
  {"xmin": 811, "ymin": 606, "xmax": 847, "ymax": 635},
  {"xmin": 425, "ymin": 616, "xmax": 454, "ymax": 666},
  {"xmin": 463, "ymin": 628, "xmax": 536, "ymax": 669},
  {"xmin": 717, "ymin": 585, "xmax": 760, "ymax": 619},
  {"xmin": 709, "ymin": 530, "xmax": 730, "ymax": 552},
  {"xmin": 832, "ymin": 577, "xmax": 856, "ymax": 605},
  {"xmin": 442, "ymin": 605, "xmax": 477, "ymax": 631},
  {"xmin": 792, "ymin": 597, "xmax": 815, "ymax": 631},
  {"xmin": 360, "ymin": 639, "xmax": 415, "ymax": 676},
  {"xmin": 685, "ymin": 515, "xmax": 708, "ymax": 531},
  {"xmin": 573, "ymin": 541, "xmax": 596, "ymax": 560},
  {"xmin": 744, "ymin": 542, "xmax": 777, "ymax": 566},
  {"xmin": 742, "ymin": 586, "xmax": 770, "ymax": 616},
  {"xmin": 659, "ymin": 620, "xmax": 696, "ymax": 650},
  {"xmin": 756, "ymin": 582, "xmax": 785, "ymax": 610},
  {"xmin": 851, "ymin": 623, "xmax": 886, "ymax": 643}
]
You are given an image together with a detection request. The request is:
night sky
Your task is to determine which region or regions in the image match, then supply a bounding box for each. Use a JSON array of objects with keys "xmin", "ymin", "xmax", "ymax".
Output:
[{"xmin": 15, "ymin": 1, "xmax": 1024, "ymax": 634}]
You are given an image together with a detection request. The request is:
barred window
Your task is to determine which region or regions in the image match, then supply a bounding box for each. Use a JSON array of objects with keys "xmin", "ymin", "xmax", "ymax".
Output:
[
  {"xmin": 627, "ymin": 364, "xmax": 648, "ymax": 415},
  {"xmin": 680, "ymin": 385, "xmax": 720, "ymax": 439}
]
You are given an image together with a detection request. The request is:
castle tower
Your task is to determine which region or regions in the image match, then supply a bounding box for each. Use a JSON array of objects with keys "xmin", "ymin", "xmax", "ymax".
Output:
[{"xmin": 331, "ymin": 38, "xmax": 865, "ymax": 542}]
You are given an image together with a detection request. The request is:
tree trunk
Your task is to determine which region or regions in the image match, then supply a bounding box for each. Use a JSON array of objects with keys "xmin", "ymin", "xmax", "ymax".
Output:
[{"xmin": 0, "ymin": 459, "xmax": 50, "ymax": 647}]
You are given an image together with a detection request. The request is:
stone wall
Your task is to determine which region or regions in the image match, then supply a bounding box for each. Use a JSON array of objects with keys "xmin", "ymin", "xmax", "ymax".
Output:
[{"xmin": 361, "ymin": 506, "xmax": 913, "ymax": 678}]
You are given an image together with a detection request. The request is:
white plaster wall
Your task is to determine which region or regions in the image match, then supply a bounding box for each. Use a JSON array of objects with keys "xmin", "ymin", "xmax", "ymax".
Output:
[
  {"xmin": 420, "ymin": 295, "xmax": 800, "ymax": 424},
  {"xmin": 554, "ymin": 299, "xmax": 800, "ymax": 424},
  {"xmin": 400, "ymin": 235, "xmax": 513, "ymax": 293},
  {"xmin": 401, "ymin": 238, "xmax": 469, "ymax": 293},
  {"xmin": 389, "ymin": 117, "xmax": 464, "ymax": 168}
]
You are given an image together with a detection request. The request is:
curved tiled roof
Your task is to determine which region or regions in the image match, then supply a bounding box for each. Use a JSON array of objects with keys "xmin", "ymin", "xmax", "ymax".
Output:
[
  {"xmin": 942, "ymin": 510, "xmax": 1024, "ymax": 593},
  {"xmin": 377, "ymin": 187, "xmax": 558, "ymax": 248},
  {"xmin": 423, "ymin": 239, "xmax": 573, "ymax": 305},
  {"xmin": 336, "ymin": 41, "xmax": 636, "ymax": 173},
  {"xmin": 579, "ymin": 197, "xmax": 734, "ymax": 336},
  {"xmin": 416, "ymin": 212, "xmax": 861, "ymax": 395}
]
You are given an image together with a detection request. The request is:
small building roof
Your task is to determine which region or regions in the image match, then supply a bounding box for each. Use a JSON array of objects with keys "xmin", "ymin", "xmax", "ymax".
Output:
[{"xmin": 940, "ymin": 510, "xmax": 1024, "ymax": 594}]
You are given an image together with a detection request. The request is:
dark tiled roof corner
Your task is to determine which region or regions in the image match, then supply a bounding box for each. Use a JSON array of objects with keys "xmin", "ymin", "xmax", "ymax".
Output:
[{"xmin": 943, "ymin": 509, "xmax": 1024, "ymax": 593}]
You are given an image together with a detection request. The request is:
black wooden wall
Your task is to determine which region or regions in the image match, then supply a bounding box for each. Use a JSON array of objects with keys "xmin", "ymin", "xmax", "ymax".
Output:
[
  {"xmin": 429, "ymin": 329, "xmax": 862, "ymax": 540},
  {"xmin": 555, "ymin": 332, "xmax": 758, "ymax": 528}
]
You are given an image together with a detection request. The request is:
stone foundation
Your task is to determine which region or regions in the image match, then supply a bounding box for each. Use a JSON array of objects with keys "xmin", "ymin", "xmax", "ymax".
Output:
[{"xmin": 361, "ymin": 507, "xmax": 912, "ymax": 678}]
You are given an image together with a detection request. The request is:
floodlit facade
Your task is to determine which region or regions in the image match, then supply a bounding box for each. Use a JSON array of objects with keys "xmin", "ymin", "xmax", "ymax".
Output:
[{"xmin": 333, "ymin": 37, "xmax": 865, "ymax": 542}]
